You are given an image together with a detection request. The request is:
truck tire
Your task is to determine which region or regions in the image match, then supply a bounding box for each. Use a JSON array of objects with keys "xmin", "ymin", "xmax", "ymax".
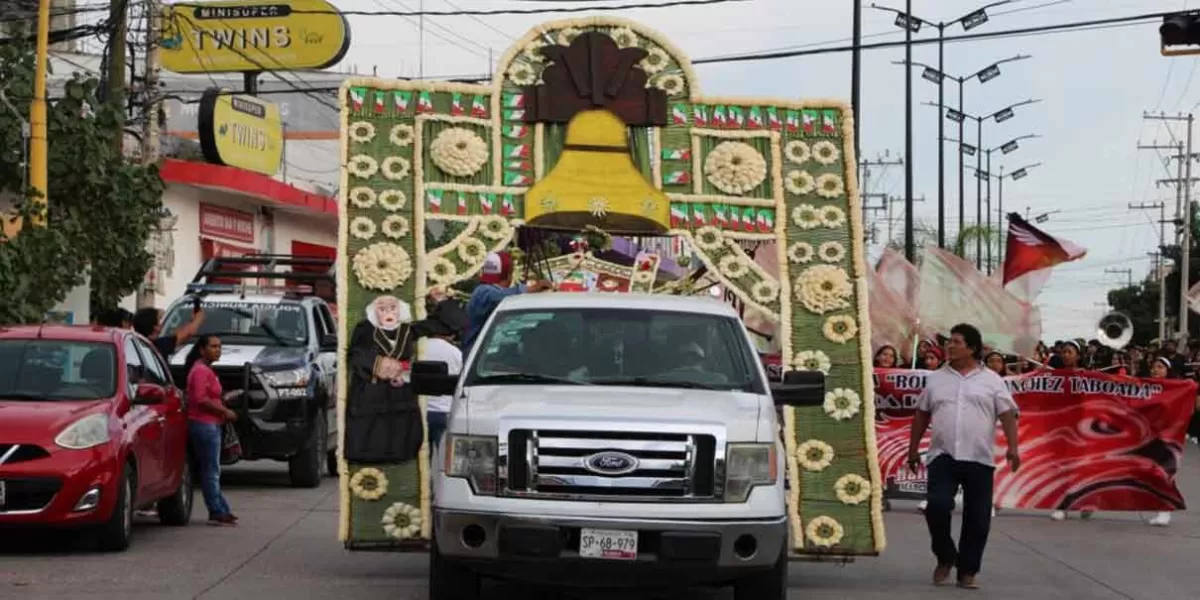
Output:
[
  {"xmin": 732, "ymin": 549, "xmax": 787, "ymax": 600},
  {"xmin": 157, "ymin": 458, "xmax": 194, "ymax": 526},
  {"xmin": 96, "ymin": 464, "xmax": 135, "ymax": 552},
  {"xmin": 289, "ymin": 412, "xmax": 325, "ymax": 488},
  {"xmin": 429, "ymin": 542, "xmax": 481, "ymax": 600}
]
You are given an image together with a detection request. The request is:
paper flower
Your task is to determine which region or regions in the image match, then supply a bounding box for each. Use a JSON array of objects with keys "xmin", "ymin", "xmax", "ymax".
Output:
[
  {"xmin": 793, "ymin": 350, "xmax": 832, "ymax": 374},
  {"xmin": 704, "ymin": 141, "xmax": 768, "ymax": 196},
  {"xmin": 381, "ymin": 502, "xmax": 422, "ymax": 539},
  {"xmin": 820, "ymin": 205, "xmax": 846, "ymax": 229},
  {"xmin": 380, "ymin": 156, "xmax": 411, "ymax": 182},
  {"xmin": 352, "ymin": 243, "xmax": 413, "ymax": 291},
  {"xmin": 428, "ymin": 257, "xmax": 459, "ymax": 285},
  {"xmin": 381, "ymin": 215, "xmax": 410, "ymax": 240},
  {"xmin": 350, "ymin": 216, "xmax": 376, "ymax": 240},
  {"xmin": 787, "ymin": 241, "xmax": 814, "ymax": 264},
  {"xmin": 816, "ymin": 173, "xmax": 845, "ymax": 199},
  {"xmin": 349, "ymin": 186, "xmax": 377, "ymax": 209},
  {"xmin": 718, "ymin": 254, "xmax": 750, "ymax": 279},
  {"xmin": 812, "ymin": 141, "xmax": 841, "ymax": 165},
  {"xmin": 479, "ymin": 216, "xmax": 511, "ymax": 241},
  {"xmin": 633, "ymin": 270, "xmax": 655, "ymax": 284},
  {"xmin": 640, "ymin": 47, "xmax": 671, "ymax": 75},
  {"xmin": 818, "ymin": 241, "xmax": 845, "ymax": 263},
  {"xmin": 751, "ymin": 279, "xmax": 780, "ymax": 304},
  {"xmin": 835, "ymin": 473, "xmax": 871, "ymax": 506},
  {"xmin": 823, "ymin": 315, "xmax": 858, "ymax": 344},
  {"xmin": 507, "ymin": 63, "xmax": 538, "ymax": 86},
  {"xmin": 430, "ymin": 128, "xmax": 489, "ymax": 178},
  {"xmin": 557, "ymin": 26, "xmax": 583, "ymax": 46},
  {"xmin": 349, "ymin": 467, "xmax": 388, "ymax": 501},
  {"xmin": 389, "ymin": 123, "xmax": 414, "ymax": 148},
  {"xmin": 588, "ymin": 197, "xmax": 610, "ymax": 218},
  {"xmin": 785, "ymin": 170, "xmax": 816, "ymax": 196},
  {"xmin": 609, "ymin": 27, "xmax": 639, "ymax": 48},
  {"xmin": 796, "ymin": 439, "xmax": 835, "ymax": 472},
  {"xmin": 794, "ymin": 264, "xmax": 853, "ymax": 314},
  {"xmin": 349, "ymin": 121, "xmax": 376, "ymax": 143},
  {"xmin": 783, "ymin": 140, "xmax": 810, "ymax": 164},
  {"xmin": 522, "ymin": 39, "xmax": 547, "ymax": 63},
  {"xmin": 791, "ymin": 204, "xmax": 822, "ymax": 229},
  {"xmin": 655, "ymin": 74, "xmax": 685, "ymax": 97},
  {"xmin": 693, "ymin": 226, "xmax": 725, "ymax": 251},
  {"xmin": 806, "ymin": 516, "xmax": 845, "ymax": 548},
  {"xmin": 348, "ymin": 154, "xmax": 379, "ymax": 179},
  {"xmin": 457, "ymin": 238, "xmax": 488, "ymax": 264},
  {"xmin": 824, "ymin": 388, "xmax": 862, "ymax": 421},
  {"xmin": 378, "ymin": 189, "xmax": 406, "ymax": 211}
]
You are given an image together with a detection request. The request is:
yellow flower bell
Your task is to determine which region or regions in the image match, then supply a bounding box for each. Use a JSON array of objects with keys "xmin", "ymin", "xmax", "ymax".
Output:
[{"xmin": 524, "ymin": 109, "xmax": 671, "ymax": 234}]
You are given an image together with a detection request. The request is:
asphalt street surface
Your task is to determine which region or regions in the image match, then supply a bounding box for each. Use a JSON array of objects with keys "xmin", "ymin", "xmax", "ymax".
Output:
[{"xmin": 3, "ymin": 447, "xmax": 1198, "ymax": 600}]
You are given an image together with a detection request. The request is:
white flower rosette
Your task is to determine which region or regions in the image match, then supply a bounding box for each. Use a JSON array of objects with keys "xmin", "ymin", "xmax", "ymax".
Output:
[
  {"xmin": 717, "ymin": 254, "xmax": 750, "ymax": 279},
  {"xmin": 381, "ymin": 215, "xmax": 410, "ymax": 240},
  {"xmin": 507, "ymin": 63, "xmax": 538, "ymax": 86},
  {"xmin": 381, "ymin": 502, "xmax": 422, "ymax": 539},
  {"xmin": 457, "ymin": 238, "xmax": 488, "ymax": 264},
  {"xmin": 349, "ymin": 121, "xmax": 376, "ymax": 143},
  {"xmin": 655, "ymin": 74, "xmax": 685, "ymax": 97},
  {"xmin": 818, "ymin": 241, "xmax": 845, "ymax": 263},
  {"xmin": 785, "ymin": 170, "xmax": 816, "ymax": 196},
  {"xmin": 812, "ymin": 140, "xmax": 841, "ymax": 165},
  {"xmin": 428, "ymin": 257, "xmax": 459, "ymax": 286},
  {"xmin": 557, "ymin": 26, "xmax": 583, "ymax": 46},
  {"xmin": 350, "ymin": 216, "xmax": 376, "ymax": 240},
  {"xmin": 352, "ymin": 242, "xmax": 413, "ymax": 291},
  {"xmin": 348, "ymin": 155, "xmax": 379, "ymax": 179},
  {"xmin": 692, "ymin": 226, "xmax": 725, "ymax": 251},
  {"xmin": 349, "ymin": 467, "xmax": 388, "ymax": 501},
  {"xmin": 834, "ymin": 473, "xmax": 871, "ymax": 506},
  {"xmin": 479, "ymin": 216, "xmax": 512, "ymax": 241},
  {"xmin": 609, "ymin": 27, "xmax": 639, "ymax": 48},
  {"xmin": 750, "ymin": 279, "xmax": 780, "ymax": 304},
  {"xmin": 805, "ymin": 515, "xmax": 845, "ymax": 548},
  {"xmin": 430, "ymin": 128, "xmax": 489, "ymax": 178},
  {"xmin": 522, "ymin": 39, "xmax": 548, "ymax": 63},
  {"xmin": 824, "ymin": 388, "xmax": 861, "ymax": 421},
  {"xmin": 787, "ymin": 241, "xmax": 814, "ymax": 264},
  {"xmin": 793, "ymin": 350, "xmax": 831, "ymax": 374},
  {"xmin": 823, "ymin": 315, "xmax": 858, "ymax": 344},
  {"xmin": 380, "ymin": 156, "xmax": 411, "ymax": 182},
  {"xmin": 791, "ymin": 204, "xmax": 822, "ymax": 229},
  {"xmin": 796, "ymin": 439, "xmax": 835, "ymax": 472},
  {"xmin": 349, "ymin": 186, "xmax": 377, "ymax": 209},
  {"xmin": 704, "ymin": 141, "xmax": 768, "ymax": 196},
  {"xmin": 783, "ymin": 140, "xmax": 810, "ymax": 165},
  {"xmin": 378, "ymin": 189, "xmax": 406, "ymax": 212},
  {"xmin": 389, "ymin": 123, "xmax": 414, "ymax": 148},
  {"xmin": 640, "ymin": 47, "xmax": 671, "ymax": 75},
  {"xmin": 794, "ymin": 264, "xmax": 853, "ymax": 314},
  {"xmin": 815, "ymin": 173, "xmax": 845, "ymax": 199},
  {"xmin": 820, "ymin": 205, "xmax": 846, "ymax": 229}
]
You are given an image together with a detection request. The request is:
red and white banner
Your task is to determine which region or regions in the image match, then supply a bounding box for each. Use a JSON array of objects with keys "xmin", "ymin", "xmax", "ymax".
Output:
[{"xmin": 874, "ymin": 367, "xmax": 1196, "ymax": 511}]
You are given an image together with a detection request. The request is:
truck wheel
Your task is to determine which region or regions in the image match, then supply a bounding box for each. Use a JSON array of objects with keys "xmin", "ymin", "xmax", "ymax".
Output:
[
  {"xmin": 96, "ymin": 464, "xmax": 135, "ymax": 552},
  {"xmin": 732, "ymin": 549, "xmax": 787, "ymax": 600},
  {"xmin": 289, "ymin": 412, "xmax": 325, "ymax": 488},
  {"xmin": 429, "ymin": 542, "xmax": 481, "ymax": 600},
  {"xmin": 157, "ymin": 458, "xmax": 194, "ymax": 526}
]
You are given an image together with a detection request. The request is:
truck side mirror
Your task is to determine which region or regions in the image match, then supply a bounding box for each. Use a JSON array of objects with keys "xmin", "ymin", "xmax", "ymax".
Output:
[
  {"xmin": 411, "ymin": 360, "xmax": 457, "ymax": 397},
  {"xmin": 770, "ymin": 370, "xmax": 825, "ymax": 407}
]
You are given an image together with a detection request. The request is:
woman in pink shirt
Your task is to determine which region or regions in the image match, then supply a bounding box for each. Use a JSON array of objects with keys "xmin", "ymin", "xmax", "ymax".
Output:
[{"xmin": 185, "ymin": 335, "xmax": 239, "ymax": 526}]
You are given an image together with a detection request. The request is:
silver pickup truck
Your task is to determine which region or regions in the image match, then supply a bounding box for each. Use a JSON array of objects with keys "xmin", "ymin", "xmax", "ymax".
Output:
[{"xmin": 409, "ymin": 293, "xmax": 824, "ymax": 599}]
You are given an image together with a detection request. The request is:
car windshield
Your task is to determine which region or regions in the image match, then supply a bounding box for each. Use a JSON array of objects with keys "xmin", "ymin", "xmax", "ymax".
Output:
[
  {"xmin": 464, "ymin": 308, "xmax": 765, "ymax": 393},
  {"xmin": 162, "ymin": 300, "xmax": 308, "ymax": 346},
  {"xmin": 0, "ymin": 340, "xmax": 117, "ymax": 401}
]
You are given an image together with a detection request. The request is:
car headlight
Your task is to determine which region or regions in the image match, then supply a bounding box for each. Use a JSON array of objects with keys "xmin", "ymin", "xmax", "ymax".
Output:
[
  {"xmin": 55, "ymin": 414, "xmax": 111, "ymax": 450},
  {"xmin": 260, "ymin": 367, "xmax": 310, "ymax": 388},
  {"xmin": 444, "ymin": 434, "xmax": 498, "ymax": 495},
  {"xmin": 724, "ymin": 443, "xmax": 777, "ymax": 503}
]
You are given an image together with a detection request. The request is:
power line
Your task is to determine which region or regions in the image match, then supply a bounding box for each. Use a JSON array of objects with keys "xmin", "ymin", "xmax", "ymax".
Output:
[{"xmin": 171, "ymin": 0, "xmax": 744, "ymax": 17}]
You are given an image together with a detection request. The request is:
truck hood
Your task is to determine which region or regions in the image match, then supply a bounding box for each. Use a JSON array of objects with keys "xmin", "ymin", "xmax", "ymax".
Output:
[
  {"xmin": 461, "ymin": 385, "xmax": 766, "ymax": 441},
  {"xmin": 169, "ymin": 344, "xmax": 309, "ymax": 369}
]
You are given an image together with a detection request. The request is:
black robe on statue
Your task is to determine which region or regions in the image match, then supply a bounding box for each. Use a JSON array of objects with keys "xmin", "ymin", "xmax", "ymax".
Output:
[{"xmin": 343, "ymin": 320, "xmax": 424, "ymax": 464}]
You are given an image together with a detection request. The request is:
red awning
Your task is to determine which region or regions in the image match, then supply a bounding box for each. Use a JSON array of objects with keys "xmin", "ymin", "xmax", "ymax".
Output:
[{"xmin": 159, "ymin": 159, "xmax": 337, "ymax": 217}]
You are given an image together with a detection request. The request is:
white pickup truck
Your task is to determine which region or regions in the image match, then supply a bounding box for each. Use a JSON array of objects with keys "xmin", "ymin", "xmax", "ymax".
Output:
[{"xmin": 409, "ymin": 293, "xmax": 824, "ymax": 599}]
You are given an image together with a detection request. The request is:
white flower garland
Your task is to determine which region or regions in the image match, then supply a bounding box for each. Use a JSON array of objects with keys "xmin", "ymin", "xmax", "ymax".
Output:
[
  {"xmin": 430, "ymin": 127, "xmax": 489, "ymax": 178},
  {"xmin": 349, "ymin": 467, "xmax": 388, "ymax": 501},
  {"xmin": 348, "ymin": 155, "xmax": 379, "ymax": 179},
  {"xmin": 834, "ymin": 473, "xmax": 871, "ymax": 506},
  {"xmin": 824, "ymin": 388, "xmax": 862, "ymax": 421},
  {"xmin": 352, "ymin": 242, "xmax": 413, "ymax": 291},
  {"xmin": 796, "ymin": 439, "xmax": 835, "ymax": 472},
  {"xmin": 457, "ymin": 238, "xmax": 488, "ymax": 264},
  {"xmin": 380, "ymin": 156, "xmax": 411, "ymax": 182},
  {"xmin": 381, "ymin": 215, "xmax": 411, "ymax": 240},
  {"xmin": 349, "ymin": 186, "xmax": 377, "ymax": 209},
  {"xmin": 522, "ymin": 39, "xmax": 547, "ymax": 63},
  {"xmin": 349, "ymin": 121, "xmax": 376, "ymax": 144},
  {"xmin": 609, "ymin": 26, "xmax": 639, "ymax": 48},
  {"xmin": 786, "ymin": 241, "xmax": 814, "ymax": 264},
  {"xmin": 704, "ymin": 141, "xmax": 768, "ymax": 196},
  {"xmin": 389, "ymin": 123, "xmax": 414, "ymax": 148},
  {"xmin": 557, "ymin": 26, "xmax": 583, "ymax": 46},
  {"xmin": 693, "ymin": 226, "xmax": 725, "ymax": 251},
  {"xmin": 655, "ymin": 74, "xmax": 685, "ymax": 97},
  {"xmin": 378, "ymin": 189, "xmax": 407, "ymax": 211},
  {"xmin": 479, "ymin": 216, "xmax": 512, "ymax": 241},
  {"xmin": 805, "ymin": 515, "xmax": 845, "ymax": 548},
  {"xmin": 822, "ymin": 314, "xmax": 858, "ymax": 344},
  {"xmin": 750, "ymin": 279, "xmax": 780, "ymax": 304},
  {"xmin": 428, "ymin": 257, "xmax": 459, "ymax": 285},
  {"xmin": 820, "ymin": 205, "xmax": 846, "ymax": 229},
  {"xmin": 717, "ymin": 254, "xmax": 750, "ymax": 279},
  {"xmin": 815, "ymin": 173, "xmax": 845, "ymax": 199},
  {"xmin": 812, "ymin": 140, "xmax": 841, "ymax": 165},
  {"xmin": 381, "ymin": 502, "xmax": 422, "ymax": 539},
  {"xmin": 785, "ymin": 170, "xmax": 815, "ymax": 196},
  {"xmin": 793, "ymin": 349, "xmax": 832, "ymax": 374},
  {"xmin": 791, "ymin": 204, "xmax": 822, "ymax": 229},
  {"xmin": 641, "ymin": 47, "xmax": 670, "ymax": 75},
  {"xmin": 507, "ymin": 63, "xmax": 538, "ymax": 86},
  {"xmin": 783, "ymin": 140, "xmax": 810, "ymax": 164},
  {"xmin": 794, "ymin": 264, "xmax": 853, "ymax": 314},
  {"xmin": 350, "ymin": 216, "xmax": 376, "ymax": 240},
  {"xmin": 818, "ymin": 241, "xmax": 845, "ymax": 263}
]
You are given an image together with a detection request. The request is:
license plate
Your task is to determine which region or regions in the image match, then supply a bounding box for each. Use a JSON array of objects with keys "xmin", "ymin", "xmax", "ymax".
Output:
[
  {"xmin": 579, "ymin": 528, "xmax": 637, "ymax": 560},
  {"xmin": 0, "ymin": 480, "xmax": 6, "ymax": 509}
]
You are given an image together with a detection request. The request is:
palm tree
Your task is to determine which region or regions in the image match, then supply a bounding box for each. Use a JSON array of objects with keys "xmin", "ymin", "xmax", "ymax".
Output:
[{"xmin": 885, "ymin": 219, "xmax": 998, "ymax": 268}]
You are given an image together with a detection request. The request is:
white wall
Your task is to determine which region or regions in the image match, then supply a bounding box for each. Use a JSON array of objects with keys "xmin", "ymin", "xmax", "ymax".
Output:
[{"xmin": 273, "ymin": 209, "xmax": 338, "ymax": 256}]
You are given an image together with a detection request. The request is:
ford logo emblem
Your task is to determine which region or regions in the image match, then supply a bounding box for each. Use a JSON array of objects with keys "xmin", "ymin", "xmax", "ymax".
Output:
[{"xmin": 583, "ymin": 451, "xmax": 639, "ymax": 476}]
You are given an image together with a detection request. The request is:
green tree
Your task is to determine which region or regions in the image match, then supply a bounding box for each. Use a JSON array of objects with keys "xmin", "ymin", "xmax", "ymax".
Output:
[
  {"xmin": 885, "ymin": 219, "xmax": 998, "ymax": 267},
  {"xmin": 0, "ymin": 42, "xmax": 163, "ymax": 323},
  {"xmin": 1106, "ymin": 282, "xmax": 1160, "ymax": 346}
]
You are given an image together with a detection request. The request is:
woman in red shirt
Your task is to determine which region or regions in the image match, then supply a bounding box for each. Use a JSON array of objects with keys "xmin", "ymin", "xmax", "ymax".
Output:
[{"xmin": 184, "ymin": 335, "xmax": 239, "ymax": 526}]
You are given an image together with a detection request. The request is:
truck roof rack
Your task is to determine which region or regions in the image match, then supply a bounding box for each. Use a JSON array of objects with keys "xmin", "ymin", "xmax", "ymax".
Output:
[{"xmin": 190, "ymin": 254, "xmax": 336, "ymax": 300}]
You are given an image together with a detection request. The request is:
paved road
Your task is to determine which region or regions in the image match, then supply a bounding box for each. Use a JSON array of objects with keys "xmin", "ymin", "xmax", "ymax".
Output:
[{"xmin": 3, "ymin": 447, "xmax": 1199, "ymax": 600}]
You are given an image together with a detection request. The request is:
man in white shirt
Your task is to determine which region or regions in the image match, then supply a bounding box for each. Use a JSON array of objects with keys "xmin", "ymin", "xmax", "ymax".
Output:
[
  {"xmin": 907, "ymin": 323, "xmax": 1020, "ymax": 590},
  {"xmin": 422, "ymin": 311, "xmax": 464, "ymax": 453}
]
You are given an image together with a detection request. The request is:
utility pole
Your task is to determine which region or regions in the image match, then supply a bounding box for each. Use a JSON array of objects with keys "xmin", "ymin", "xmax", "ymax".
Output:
[
  {"xmin": 1145, "ymin": 112, "xmax": 1199, "ymax": 341},
  {"xmin": 885, "ymin": 195, "xmax": 926, "ymax": 247},
  {"xmin": 903, "ymin": 0, "xmax": 914, "ymax": 263},
  {"xmin": 108, "ymin": 0, "xmax": 128, "ymax": 150},
  {"xmin": 1130, "ymin": 200, "xmax": 1168, "ymax": 341},
  {"xmin": 27, "ymin": 0, "xmax": 51, "ymax": 228},
  {"xmin": 1105, "ymin": 268, "xmax": 1134, "ymax": 289},
  {"xmin": 136, "ymin": 0, "xmax": 163, "ymax": 309},
  {"xmin": 851, "ymin": 1, "xmax": 862, "ymax": 160}
]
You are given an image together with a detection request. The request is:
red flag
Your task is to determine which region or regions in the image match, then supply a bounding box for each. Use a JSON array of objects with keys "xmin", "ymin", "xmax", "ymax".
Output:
[{"xmin": 1002, "ymin": 213, "xmax": 1086, "ymax": 284}]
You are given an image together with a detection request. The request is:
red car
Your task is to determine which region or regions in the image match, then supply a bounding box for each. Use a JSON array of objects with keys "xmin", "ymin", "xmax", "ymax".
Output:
[{"xmin": 0, "ymin": 324, "xmax": 193, "ymax": 551}]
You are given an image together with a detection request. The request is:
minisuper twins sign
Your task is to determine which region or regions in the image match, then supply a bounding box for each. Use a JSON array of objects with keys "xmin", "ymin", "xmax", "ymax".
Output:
[
  {"xmin": 198, "ymin": 89, "xmax": 284, "ymax": 175},
  {"xmin": 160, "ymin": 0, "xmax": 350, "ymax": 73}
]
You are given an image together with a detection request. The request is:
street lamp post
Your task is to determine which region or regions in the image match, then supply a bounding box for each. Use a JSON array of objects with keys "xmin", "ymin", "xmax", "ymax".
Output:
[{"xmin": 997, "ymin": 162, "xmax": 1043, "ymax": 266}]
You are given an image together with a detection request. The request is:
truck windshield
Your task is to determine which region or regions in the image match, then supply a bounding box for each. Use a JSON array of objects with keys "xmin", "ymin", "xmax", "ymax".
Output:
[
  {"xmin": 464, "ymin": 308, "xmax": 766, "ymax": 393},
  {"xmin": 161, "ymin": 301, "xmax": 308, "ymax": 346}
]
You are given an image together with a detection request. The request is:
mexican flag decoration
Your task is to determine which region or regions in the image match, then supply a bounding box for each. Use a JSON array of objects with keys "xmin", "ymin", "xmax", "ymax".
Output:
[
  {"xmin": 504, "ymin": 109, "xmax": 526, "ymax": 121},
  {"xmin": 756, "ymin": 208, "xmax": 774, "ymax": 233},
  {"xmin": 711, "ymin": 105, "xmax": 727, "ymax": 128},
  {"xmin": 713, "ymin": 203, "xmax": 729, "ymax": 228},
  {"xmin": 393, "ymin": 91, "xmax": 412, "ymax": 113},
  {"xmin": 801, "ymin": 109, "xmax": 818, "ymax": 134},
  {"xmin": 504, "ymin": 172, "xmax": 532, "ymax": 186},
  {"xmin": 691, "ymin": 203, "xmax": 706, "ymax": 227},
  {"xmin": 821, "ymin": 109, "xmax": 838, "ymax": 134},
  {"xmin": 663, "ymin": 170, "xmax": 691, "ymax": 186},
  {"xmin": 505, "ymin": 159, "xmax": 531, "ymax": 171},
  {"xmin": 729, "ymin": 208, "xmax": 742, "ymax": 231},
  {"xmin": 450, "ymin": 93, "xmax": 465, "ymax": 116},
  {"xmin": 479, "ymin": 193, "xmax": 495, "ymax": 215},
  {"xmin": 427, "ymin": 190, "xmax": 444, "ymax": 213},
  {"xmin": 693, "ymin": 105, "xmax": 708, "ymax": 127},
  {"xmin": 503, "ymin": 93, "xmax": 525, "ymax": 109},
  {"xmin": 373, "ymin": 90, "xmax": 386, "ymax": 114},
  {"xmin": 471, "ymin": 95, "xmax": 489, "ymax": 118},
  {"xmin": 767, "ymin": 107, "xmax": 781, "ymax": 130},
  {"xmin": 785, "ymin": 110, "xmax": 799, "ymax": 133},
  {"xmin": 456, "ymin": 193, "xmax": 469, "ymax": 215},
  {"xmin": 669, "ymin": 203, "xmax": 686, "ymax": 228},
  {"xmin": 662, "ymin": 148, "xmax": 691, "ymax": 161},
  {"xmin": 747, "ymin": 107, "xmax": 764, "ymax": 129},
  {"xmin": 500, "ymin": 194, "xmax": 516, "ymax": 216},
  {"xmin": 504, "ymin": 143, "xmax": 530, "ymax": 159},
  {"xmin": 672, "ymin": 104, "xmax": 689, "ymax": 125},
  {"xmin": 349, "ymin": 87, "xmax": 367, "ymax": 112},
  {"xmin": 504, "ymin": 124, "xmax": 529, "ymax": 139},
  {"xmin": 741, "ymin": 206, "xmax": 756, "ymax": 230},
  {"xmin": 727, "ymin": 106, "xmax": 745, "ymax": 128},
  {"xmin": 416, "ymin": 91, "xmax": 435, "ymax": 113}
]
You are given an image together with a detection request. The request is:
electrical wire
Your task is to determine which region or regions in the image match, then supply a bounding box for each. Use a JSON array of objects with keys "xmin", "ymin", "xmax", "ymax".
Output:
[{"xmin": 170, "ymin": 0, "xmax": 745, "ymax": 17}]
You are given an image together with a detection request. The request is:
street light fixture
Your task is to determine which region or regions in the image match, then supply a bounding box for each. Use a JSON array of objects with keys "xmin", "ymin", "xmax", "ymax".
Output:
[
  {"xmin": 897, "ymin": 53, "xmax": 1031, "ymax": 254},
  {"xmin": 872, "ymin": 0, "xmax": 1023, "ymax": 254},
  {"xmin": 996, "ymin": 162, "xmax": 1043, "ymax": 267}
]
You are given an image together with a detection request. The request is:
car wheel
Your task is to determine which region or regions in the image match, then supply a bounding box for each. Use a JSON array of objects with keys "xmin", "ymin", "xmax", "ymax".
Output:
[
  {"xmin": 429, "ymin": 540, "xmax": 481, "ymax": 600},
  {"xmin": 157, "ymin": 457, "xmax": 194, "ymax": 526},
  {"xmin": 96, "ymin": 464, "xmax": 135, "ymax": 552},
  {"xmin": 288, "ymin": 411, "xmax": 324, "ymax": 488},
  {"xmin": 732, "ymin": 549, "xmax": 787, "ymax": 600}
]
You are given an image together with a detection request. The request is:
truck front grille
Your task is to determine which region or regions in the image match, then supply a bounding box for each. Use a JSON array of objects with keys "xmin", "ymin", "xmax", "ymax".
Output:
[{"xmin": 506, "ymin": 429, "xmax": 717, "ymax": 501}]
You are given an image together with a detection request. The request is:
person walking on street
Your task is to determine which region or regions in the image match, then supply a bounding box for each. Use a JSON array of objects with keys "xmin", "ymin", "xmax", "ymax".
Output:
[
  {"xmin": 185, "ymin": 334, "xmax": 240, "ymax": 526},
  {"xmin": 907, "ymin": 323, "xmax": 1021, "ymax": 590},
  {"xmin": 1049, "ymin": 340, "xmax": 1093, "ymax": 521}
]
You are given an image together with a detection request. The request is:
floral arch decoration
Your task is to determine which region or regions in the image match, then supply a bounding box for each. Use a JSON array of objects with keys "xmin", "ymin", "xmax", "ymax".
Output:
[{"xmin": 335, "ymin": 16, "xmax": 883, "ymax": 557}]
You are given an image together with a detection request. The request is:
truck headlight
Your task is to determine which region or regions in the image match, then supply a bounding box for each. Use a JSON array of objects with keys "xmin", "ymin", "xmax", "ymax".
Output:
[
  {"xmin": 724, "ymin": 443, "xmax": 777, "ymax": 503},
  {"xmin": 260, "ymin": 367, "xmax": 310, "ymax": 389},
  {"xmin": 56, "ymin": 414, "xmax": 111, "ymax": 450},
  {"xmin": 444, "ymin": 434, "xmax": 498, "ymax": 495}
]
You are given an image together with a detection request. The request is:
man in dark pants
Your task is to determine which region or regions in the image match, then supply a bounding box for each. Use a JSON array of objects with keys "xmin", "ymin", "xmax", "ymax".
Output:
[{"xmin": 906, "ymin": 323, "xmax": 1020, "ymax": 590}]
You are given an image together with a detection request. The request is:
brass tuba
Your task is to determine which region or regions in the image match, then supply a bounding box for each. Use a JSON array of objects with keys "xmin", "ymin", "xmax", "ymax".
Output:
[{"xmin": 1096, "ymin": 312, "xmax": 1134, "ymax": 349}]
